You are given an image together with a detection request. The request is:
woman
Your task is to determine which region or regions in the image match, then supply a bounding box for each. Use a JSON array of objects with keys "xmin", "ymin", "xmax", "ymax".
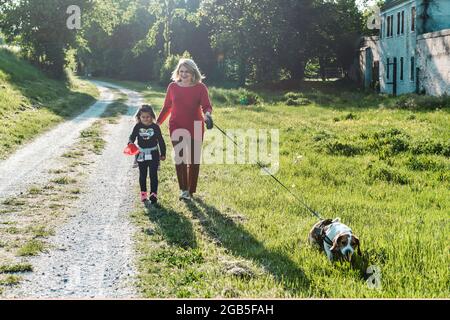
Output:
[{"xmin": 156, "ymin": 59, "xmax": 213, "ymax": 200}]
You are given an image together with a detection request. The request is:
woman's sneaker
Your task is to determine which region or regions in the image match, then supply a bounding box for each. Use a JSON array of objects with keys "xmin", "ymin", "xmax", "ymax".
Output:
[
  {"xmin": 149, "ymin": 193, "xmax": 158, "ymax": 204},
  {"xmin": 179, "ymin": 190, "xmax": 191, "ymax": 201}
]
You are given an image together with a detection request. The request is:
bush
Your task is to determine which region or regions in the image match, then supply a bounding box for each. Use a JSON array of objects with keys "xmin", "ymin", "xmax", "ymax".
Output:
[
  {"xmin": 284, "ymin": 92, "xmax": 304, "ymax": 100},
  {"xmin": 363, "ymin": 128, "xmax": 410, "ymax": 158},
  {"xmin": 395, "ymin": 94, "xmax": 450, "ymax": 110},
  {"xmin": 282, "ymin": 92, "xmax": 311, "ymax": 106},
  {"xmin": 238, "ymin": 89, "xmax": 261, "ymax": 105},
  {"xmin": 411, "ymin": 139, "xmax": 450, "ymax": 157},
  {"xmin": 366, "ymin": 162, "xmax": 410, "ymax": 185},
  {"xmin": 406, "ymin": 155, "xmax": 444, "ymax": 171},
  {"xmin": 285, "ymin": 97, "xmax": 311, "ymax": 106},
  {"xmin": 323, "ymin": 140, "xmax": 362, "ymax": 157}
]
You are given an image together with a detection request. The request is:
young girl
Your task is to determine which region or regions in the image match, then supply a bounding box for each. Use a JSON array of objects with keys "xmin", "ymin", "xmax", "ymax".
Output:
[{"xmin": 128, "ymin": 105, "xmax": 166, "ymax": 204}]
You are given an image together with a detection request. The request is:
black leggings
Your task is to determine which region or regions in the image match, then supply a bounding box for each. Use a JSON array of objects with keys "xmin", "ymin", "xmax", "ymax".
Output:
[{"xmin": 138, "ymin": 157, "xmax": 159, "ymax": 194}]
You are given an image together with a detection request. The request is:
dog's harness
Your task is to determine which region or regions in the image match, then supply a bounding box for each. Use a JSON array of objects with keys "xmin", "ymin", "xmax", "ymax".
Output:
[
  {"xmin": 323, "ymin": 235, "xmax": 334, "ymax": 246},
  {"xmin": 313, "ymin": 219, "xmax": 352, "ymax": 248},
  {"xmin": 137, "ymin": 146, "xmax": 159, "ymax": 162},
  {"xmin": 312, "ymin": 219, "xmax": 333, "ymax": 249}
]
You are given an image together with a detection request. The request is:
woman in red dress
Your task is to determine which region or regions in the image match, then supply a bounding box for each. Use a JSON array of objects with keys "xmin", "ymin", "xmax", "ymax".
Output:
[{"xmin": 156, "ymin": 59, "xmax": 213, "ymax": 200}]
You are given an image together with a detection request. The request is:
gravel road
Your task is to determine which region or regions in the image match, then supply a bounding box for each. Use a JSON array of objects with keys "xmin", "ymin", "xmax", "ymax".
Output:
[
  {"xmin": 0, "ymin": 83, "xmax": 114, "ymax": 199},
  {"xmin": 3, "ymin": 81, "xmax": 142, "ymax": 298}
]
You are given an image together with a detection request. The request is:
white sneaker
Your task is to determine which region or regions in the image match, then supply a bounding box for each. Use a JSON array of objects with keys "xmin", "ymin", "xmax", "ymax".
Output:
[{"xmin": 179, "ymin": 190, "xmax": 191, "ymax": 200}]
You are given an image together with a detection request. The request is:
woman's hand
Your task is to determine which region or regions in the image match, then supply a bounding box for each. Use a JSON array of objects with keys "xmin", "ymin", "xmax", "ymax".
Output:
[
  {"xmin": 204, "ymin": 112, "xmax": 213, "ymax": 130},
  {"xmin": 160, "ymin": 155, "xmax": 166, "ymax": 161}
]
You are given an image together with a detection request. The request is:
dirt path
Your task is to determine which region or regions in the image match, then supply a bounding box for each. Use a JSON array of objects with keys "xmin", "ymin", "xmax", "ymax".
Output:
[
  {"xmin": 0, "ymin": 83, "xmax": 114, "ymax": 199},
  {"xmin": 3, "ymin": 81, "xmax": 142, "ymax": 298}
]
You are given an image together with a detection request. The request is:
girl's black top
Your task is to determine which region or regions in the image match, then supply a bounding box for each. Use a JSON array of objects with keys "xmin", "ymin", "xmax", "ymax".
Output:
[{"xmin": 129, "ymin": 123, "xmax": 166, "ymax": 157}]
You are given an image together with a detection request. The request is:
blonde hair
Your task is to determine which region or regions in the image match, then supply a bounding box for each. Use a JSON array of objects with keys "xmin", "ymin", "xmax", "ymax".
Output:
[{"xmin": 171, "ymin": 58, "xmax": 205, "ymax": 84}]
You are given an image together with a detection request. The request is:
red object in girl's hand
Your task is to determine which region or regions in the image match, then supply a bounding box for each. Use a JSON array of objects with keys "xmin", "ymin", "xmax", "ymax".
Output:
[{"xmin": 123, "ymin": 143, "xmax": 140, "ymax": 156}]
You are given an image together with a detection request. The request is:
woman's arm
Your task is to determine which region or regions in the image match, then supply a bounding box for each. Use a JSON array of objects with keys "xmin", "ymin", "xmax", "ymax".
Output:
[
  {"xmin": 200, "ymin": 84, "xmax": 213, "ymax": 129},
  {"xmin": 200, "ymin": 83, "xmax": 213, "ymax": 115},
  {"xmin": 156, "ymin": 84, "xmax": 173, "ymax": 125}
]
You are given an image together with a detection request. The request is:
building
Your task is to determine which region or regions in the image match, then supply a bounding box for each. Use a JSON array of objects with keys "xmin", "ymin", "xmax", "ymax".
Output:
[{"xmin": 356, "ymin": 0, "xmax": 450, "ymax": 96}]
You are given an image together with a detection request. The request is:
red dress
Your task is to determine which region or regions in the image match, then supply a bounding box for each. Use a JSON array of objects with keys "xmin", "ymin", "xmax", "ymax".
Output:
[{"xmin": 157, "ymin": 82, "xmax": 213, "ymax": 141}]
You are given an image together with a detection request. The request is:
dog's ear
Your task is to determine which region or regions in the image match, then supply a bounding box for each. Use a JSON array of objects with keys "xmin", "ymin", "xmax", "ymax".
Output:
[
  {"xmin": 330, "ymin": 233, "xmax": 345, "ymax": 252},
  {"xmin": 353, "ymin": 235, "xmax": 361, "ymax": 255}
]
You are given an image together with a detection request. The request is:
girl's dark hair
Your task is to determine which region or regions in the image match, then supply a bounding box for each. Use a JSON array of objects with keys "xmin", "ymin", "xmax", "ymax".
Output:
[{"xmin": 136, "ymin": 104, "xmax": 156, "ymax": 123}]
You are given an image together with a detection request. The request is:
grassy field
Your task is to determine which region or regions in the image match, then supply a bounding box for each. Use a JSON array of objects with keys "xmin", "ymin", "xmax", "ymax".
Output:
[
  {"xmin": 106, "ymin": 79, "xmax": 449, "ymax": 298},
  {"xmin": 0, "ymin": 48, "xmax": 99, "ymax": 159}
]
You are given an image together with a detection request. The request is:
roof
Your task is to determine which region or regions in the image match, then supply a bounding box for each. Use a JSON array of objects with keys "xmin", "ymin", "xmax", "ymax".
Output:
[{"xmin": 381, "ymin": 0, "xmax": 412, "ymax": 11}]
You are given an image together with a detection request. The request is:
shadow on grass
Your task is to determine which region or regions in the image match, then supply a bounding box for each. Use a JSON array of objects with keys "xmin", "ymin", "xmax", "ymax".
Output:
[
  {"xmin": 145, "ymin": 204, "xmax": 197, "ymax": 249},
  {"xmin": 184, "ymin": 197, "xmax": 311, "ymax": 295}
]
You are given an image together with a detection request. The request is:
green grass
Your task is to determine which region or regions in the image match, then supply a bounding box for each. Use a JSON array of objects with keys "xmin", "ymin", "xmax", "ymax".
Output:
[
  {"xmin": 0, "ymin": 275, "xmax": 22, "ymax": 286},
  {"xmin": 0, "ymin": 47, "xmax": 99, "ymax": 159},
  {"xmin": 0, "ymin": 264, "xmax": 33, "ymax": 274},
  {"xmin": 2, "ymin": 197, "xmax": 26, "ymax": 206},
  {"xmin": 111, "ymin": 79, "xmax": 449, "ymax": 298},
  {"xmin": 17, "ymin": 240, "xmax": 45, "ymax": 256},
  {"xmin": 51, "ymin": 176, "xmax": 77, "ymax": 185}
]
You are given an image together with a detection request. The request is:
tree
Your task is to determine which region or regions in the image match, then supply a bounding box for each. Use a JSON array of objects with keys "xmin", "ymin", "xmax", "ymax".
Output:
[
  {"xmin": 201, "ymin": 0, "xmax": 316, "ymax": 85},
  {"xmin": 308, "ymin": 0, "xmax": 366, "ymax": 79},
  {"xmin": 0, "ymin": 0, "xmax": 90, "ymax": 78}
]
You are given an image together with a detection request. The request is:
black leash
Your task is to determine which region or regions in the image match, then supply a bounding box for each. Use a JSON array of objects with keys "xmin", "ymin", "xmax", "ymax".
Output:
[{"xmin": 213, "ymin": 123, "xmax": 324, "ymax": 221}]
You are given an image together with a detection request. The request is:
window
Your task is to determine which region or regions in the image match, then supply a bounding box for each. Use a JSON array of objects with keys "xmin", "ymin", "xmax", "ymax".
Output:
[
  {"xmin": 410, "ymin": 57, "xmax": 415, "ymax": 81},
  {"xmin": 380, "ymin": 16, "xmax": 383, "ymax": 39},
  {"xmin": 400, "ymin": 57, "xmax": 404, "ymax": 80},
  {"xmin": 386, "ymin": 16, "xmax": 390, "ymax": 37},
  {"xmin": 411, "ymin": 7, "xmax": 416, "ymax": 32},
  {"xmin": 391, "ymin": 15, "xmax": 394, "ymax": 36},
  {"xmin": 387, "ymin": 58, "xmax": 390, "ymax": 79},
  {"xmin": 387, "ymin": 15, "xmax": 394, "ymax": 37},
  {"xmin": 397, "ymin": 12, "xmax": 401, "ymax": 35},
  {"xmin": 401, "ymin": 11, "xmax": 404, "ymax": 34}
]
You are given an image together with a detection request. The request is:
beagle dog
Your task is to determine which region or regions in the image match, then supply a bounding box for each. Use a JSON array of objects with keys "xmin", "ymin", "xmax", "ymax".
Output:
[{"xmin": 308, "ymin": 218, "xmax": 361, "ymax": 262}]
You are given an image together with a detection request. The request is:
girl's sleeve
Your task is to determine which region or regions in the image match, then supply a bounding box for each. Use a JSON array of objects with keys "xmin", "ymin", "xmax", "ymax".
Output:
[
  {"xmin": 157, "ymin": 84, "xmax": 173, "ymax": 125},
  {"xmin": 129, "ymin": 125, "xmax": 138, "ymax": 144},
  {"xmin": 156, "ymin": 125, "xmax": 166, "ymax": 157},
  {"xmin": 200, "ymin": 84, "xmax": 213, "ymax": 114}
]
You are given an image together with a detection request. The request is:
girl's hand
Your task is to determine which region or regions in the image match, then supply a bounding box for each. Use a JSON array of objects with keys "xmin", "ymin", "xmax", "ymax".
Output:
[{"xmin": 160, "ymin": 156, "xmax": 166, "ymax": 161}]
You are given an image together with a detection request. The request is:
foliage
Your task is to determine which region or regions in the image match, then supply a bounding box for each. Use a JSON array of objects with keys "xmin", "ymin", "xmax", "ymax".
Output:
[
  {"xmin": 0, "ymin": 0, "xmax": 91, "ymax": 78},
  {"xmin": 159, "ymin": 51, "xmax": 192, "ymax": 85},
  {"xmin": 0, "ymin": 0, "xmax": 373, "ymax": 84}
]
